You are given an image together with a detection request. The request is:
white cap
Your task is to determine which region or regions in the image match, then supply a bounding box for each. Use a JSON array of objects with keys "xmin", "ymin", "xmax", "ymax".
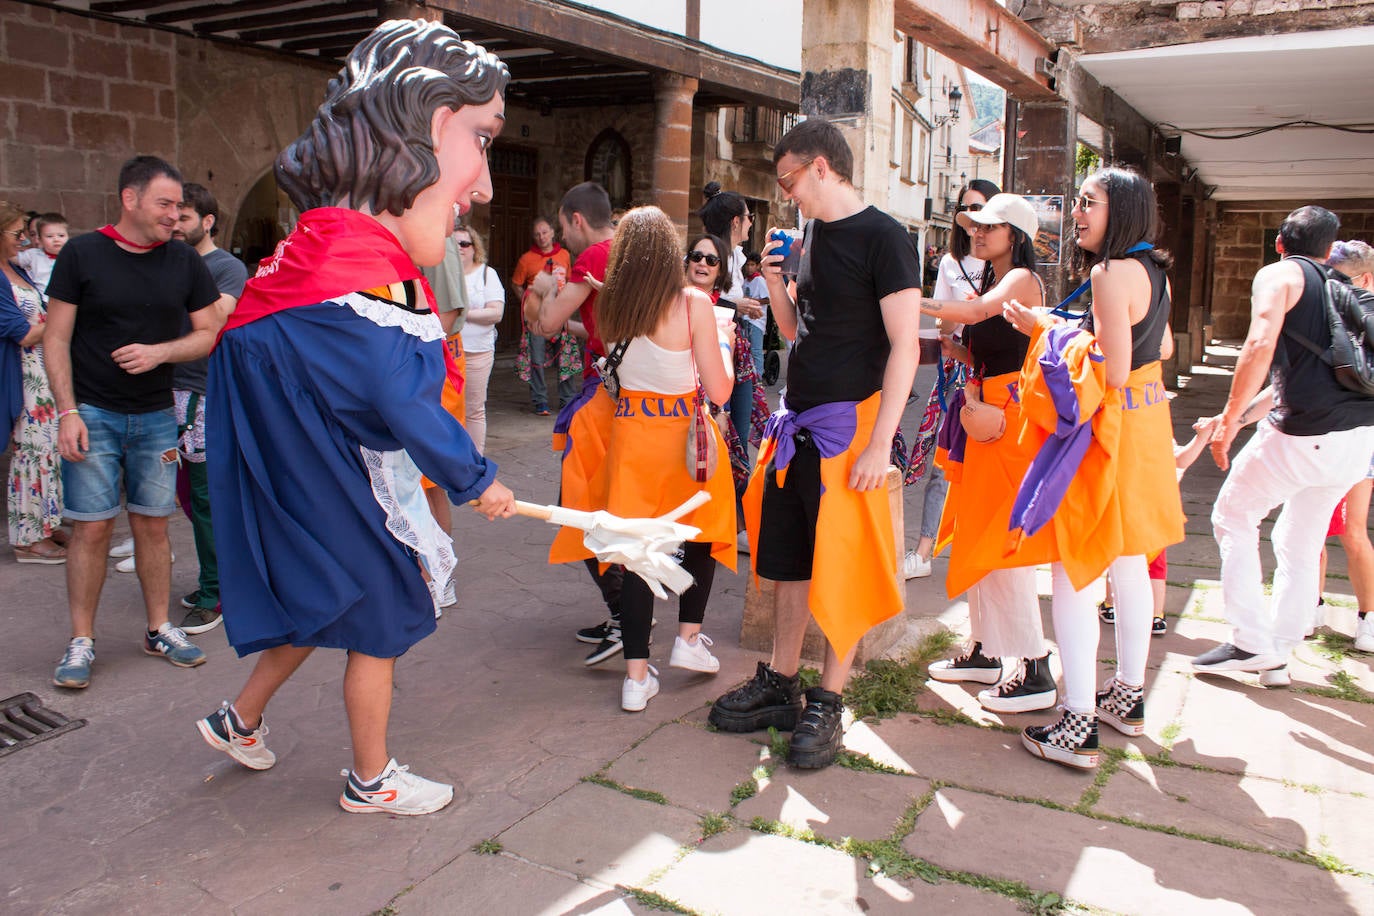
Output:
[{"xmin": 956, "ymin": 193, "xmax": 1038, "ymax": 242}]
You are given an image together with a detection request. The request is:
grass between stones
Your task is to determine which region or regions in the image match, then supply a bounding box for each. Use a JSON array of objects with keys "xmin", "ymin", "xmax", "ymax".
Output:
[
  {"xmin": 617, "ymin": 886, "xmax": 697, "ymax": 914},
  {"xmin": 581, "ymin": 773, "xmax": 669, "ymax": 805},
  {"xmin": 698, "ymin": 812, "xmax": 731, "ymax": 839},
  {"xmin": 842, "ymin": 629, "xmax": 959, "ymax": 721},
  {"xmin": 472, "ymin": 838, "xmax": 502, "ymax": 855}
]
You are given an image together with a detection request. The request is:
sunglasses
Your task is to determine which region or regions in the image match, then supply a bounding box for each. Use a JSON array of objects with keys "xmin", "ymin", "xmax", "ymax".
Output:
[
  {"xmin": 956, "ymin": 203, "xmax": 985, "ymax": 213},
  {"xmin": 1073, "ymin": 194, "xmax": 1107, "ymax": 212},
  {"xmin": 686, "ymin": 250, "xmax": 721, "ymax": 267},
  {"xmin": 455, "ymin": 240, "xmax": 474, "ymax": 248},
  {"xmin": 3, "ymin": 229, "xmax": 25, "ymax": 241},
  {"xmin": 970, "ymin": 222, "xmax": 1008, "ymax": 234},
  {"xmin": 776, "ymin": 158, "xmax": 814, "ymax": 193}
]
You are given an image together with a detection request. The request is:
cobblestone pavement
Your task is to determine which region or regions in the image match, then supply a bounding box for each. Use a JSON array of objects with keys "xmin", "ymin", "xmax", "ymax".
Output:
[{"xmin": 1, "ymin": 347, "xmax": 1370, "ymax": 915}]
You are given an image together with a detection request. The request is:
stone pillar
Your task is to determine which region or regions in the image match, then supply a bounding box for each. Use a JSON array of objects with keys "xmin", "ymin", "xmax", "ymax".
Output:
[
  {"xmin": 651, "ymin": 73, "xmax": 698, "ymax": 240},
  {"xmin": 1010, "ymin": 102, "xmax": 1076, "ymax": 304},
  {"xmin": 800, "ymin": 0, "xmax": 893, "ymax": 208},
  {"xmin": 740, "ymin": 467, "xmax": 906, "ymax": 666}
]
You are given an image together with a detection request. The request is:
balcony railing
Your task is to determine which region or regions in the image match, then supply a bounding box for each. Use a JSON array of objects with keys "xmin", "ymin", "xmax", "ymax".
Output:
[{"xmin": 732, "ymin": 107, "xmax": 801, "ymax": 147}]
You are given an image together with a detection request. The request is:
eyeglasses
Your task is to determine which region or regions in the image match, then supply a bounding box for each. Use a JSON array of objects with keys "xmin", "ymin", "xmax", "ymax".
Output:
[
  {"xmin": 776, "ymin": 158, "xmax": 814, "ymax": 193},
  {"xmin": 686, "ymin": 251, "xmax": 721, "ymax": 267},
  {"xmin": 455, "ymin": 240, "xmax": 474, "ymax": 248},
  {"xmin": 970, "ymin": 222, "xmax": 1007, "ymax": 234},
  {"xmin": 3, "ymin": 229, "xmax": 24, "ymax": 241},
  {"xmin": 956, "ymin": 203, "xmax": 985, "ymax": 213},
  {"xmin": 1073, "ymin": 194, "xmax": 1107, "ymax": 212}
]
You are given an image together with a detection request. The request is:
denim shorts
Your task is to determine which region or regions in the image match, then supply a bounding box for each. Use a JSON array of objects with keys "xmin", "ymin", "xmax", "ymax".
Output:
[{"xmin": 62, "ymin": 404, "xmax": 179, "ymax": 520}]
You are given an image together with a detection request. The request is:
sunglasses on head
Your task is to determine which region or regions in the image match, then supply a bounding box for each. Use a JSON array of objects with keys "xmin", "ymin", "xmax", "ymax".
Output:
[
  {"xmin": 455, "ymin": 240, "xmax": 474, "ymax": 248},
  {"xmin": 956, "ymin": 203, "xmax": 985, "ymax": 213},
  {"xmin": 686, "ymin": 251, "xmax": 720, "ymax": 267}
]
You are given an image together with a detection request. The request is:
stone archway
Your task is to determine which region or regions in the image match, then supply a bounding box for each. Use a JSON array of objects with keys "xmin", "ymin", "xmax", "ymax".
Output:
[
  {"xmin": 584, "ymin": 128, "xmax": 633, "ymax": 211},
  {"xmin": 229, "ymin": 168, "xmax": 296, "ymax": 271}
]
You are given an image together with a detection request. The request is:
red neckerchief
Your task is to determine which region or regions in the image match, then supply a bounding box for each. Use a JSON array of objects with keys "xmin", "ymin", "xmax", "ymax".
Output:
[
  {"xmin": 46, "ymin": 253, "xmax": 58, "ymax": 260},
  {"xmin": 220, "ymin": 207, "xmax": 462, "ymax": 394},
  {"xmin": 528, "ymin": 242, "xmax": 562, "ymax": 259},
  {"xmin": 98, "ymin": 224, "xmax": 164, "ymax": 250}
]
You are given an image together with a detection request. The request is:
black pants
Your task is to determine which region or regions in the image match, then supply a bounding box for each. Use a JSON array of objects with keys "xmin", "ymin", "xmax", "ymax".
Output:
[
  {"xmin": 582, "ymin": 558, "xmax": 623, "ymax": 619},
  {"xmin": 621, "ymin": 541, "xmax": 716, "ymax": 660}
]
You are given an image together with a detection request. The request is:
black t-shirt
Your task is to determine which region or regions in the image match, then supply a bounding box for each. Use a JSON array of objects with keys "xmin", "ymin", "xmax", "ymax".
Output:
[
  {"xmin": 1269, "ymin": 257, "xmax": 1374, "ymax": 436},
  {"xmin": 173, "ymin": 247, "xmax": 248, "ymax": 395},
  {"xmin": 786, "ymin": 207, "xmax": 921, "ymax": 411},
  {"xmin": 47, "ymin": 232, "xmax": 219, "ymax": 413}
]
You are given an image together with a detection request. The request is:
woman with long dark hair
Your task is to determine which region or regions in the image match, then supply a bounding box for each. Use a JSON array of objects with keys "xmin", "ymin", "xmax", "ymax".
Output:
[
  {"xmin": 594, "ymin": 207, "xmax": 737, "ymax": 712},
  {"xmin": 905, "ymin": 179, "xmax": 1001, "ymax": 580},
  {"xmin": 917, "ymin": 194, "xmax": 1058, "ymax": 716},
  {"xmin": 1008, "ymin": 166, "xmax": 1184, "ymax": 768}
]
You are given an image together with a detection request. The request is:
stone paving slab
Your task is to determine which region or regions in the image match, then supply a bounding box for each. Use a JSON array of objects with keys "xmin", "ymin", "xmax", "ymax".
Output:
[
  {"xmin": 651, "ymin": 830, "xmax": 1022, "ymax": 916},
  {"xmin": 495, "ymin": 781, "xmax": 704, "ymax": 888},
  {"xmin": 863, "ymin": 714, "xmax": 1096, "ymax": 807},
  {"xmin": 1099, "ymin": 757, "xmax": 1374, "ymax": 874},
  {"xmin": 733, "ymin": 764, "xmax": 930, "ymax": 842},
  {"xmin": 602, "ymin": 722, "xmax": 769, "ymax": 815},
  {"xmin": 395, "ymin": 850, "xmax": 622, "ymax": 916},
  {"xmin": 904, "ymin": 787, "xmax": 1374, "ymax": 915}
]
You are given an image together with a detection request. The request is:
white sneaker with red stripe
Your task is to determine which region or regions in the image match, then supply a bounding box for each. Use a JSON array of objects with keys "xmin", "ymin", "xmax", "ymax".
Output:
[
  {"xmin": 339, "ymin": 759, "xmax": 454, "ymax": 815},
  {"xmin": 196, "ymin": 701, "xmax": 276, "ymax": 770}
]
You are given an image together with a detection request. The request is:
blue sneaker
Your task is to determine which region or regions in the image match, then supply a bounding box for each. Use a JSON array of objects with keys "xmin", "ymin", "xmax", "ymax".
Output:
[
  {"xmin": 53, "ymin": 637, "xmax": 95, "ymax": 688},
  {"xmin": 144, "ymin": 623, "xmax": 207, "ymax": 668}
]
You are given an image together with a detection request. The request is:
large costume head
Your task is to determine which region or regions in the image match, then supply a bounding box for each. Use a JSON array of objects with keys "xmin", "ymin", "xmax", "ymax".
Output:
[{"xmin": 276, "ymin": 19, "xmax": 509, "ymax": 227}]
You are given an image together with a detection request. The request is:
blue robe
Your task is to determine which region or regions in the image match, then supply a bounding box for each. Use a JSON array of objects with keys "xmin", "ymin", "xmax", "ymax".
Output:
[{"xmin": 207, "ymin": 294, "xmax": 495, "ymax": 658}]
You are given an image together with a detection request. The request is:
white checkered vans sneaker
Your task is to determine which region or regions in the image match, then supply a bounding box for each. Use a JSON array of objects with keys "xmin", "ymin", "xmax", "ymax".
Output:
[
  {"xmin": 1022, "ymin": 707, "xmax": 1099, "ymax": 769},
  {"xmin": 1095, "ymin": 678, "xmax": 1145, "ymax": 737}
]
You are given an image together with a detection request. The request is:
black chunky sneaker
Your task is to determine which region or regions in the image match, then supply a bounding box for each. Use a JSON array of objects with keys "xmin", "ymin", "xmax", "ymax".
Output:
[
  {"xmin": 707, "ymin": 661, "xmax": 803, "ymax": 732},
  {"xmin": 978, "ymin": 653, "xmax": 1057, "ymax": 714},
  {"xmin": 928, "ymin": 641, "xmax": 1002, "ymax": 684},
  {"xmin": 786, "ymin": 688, "xmax": 845, "ymax": 769}
]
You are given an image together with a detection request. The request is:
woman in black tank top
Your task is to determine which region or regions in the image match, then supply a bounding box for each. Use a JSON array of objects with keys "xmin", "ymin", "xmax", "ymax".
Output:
[
  {"xmin": 918, "ymin": 194, "xmax": 1057, "ymax": 714},
  {"xmin": 1020, "ymin": 167, "xmax": 1187, "ymax": 772}
]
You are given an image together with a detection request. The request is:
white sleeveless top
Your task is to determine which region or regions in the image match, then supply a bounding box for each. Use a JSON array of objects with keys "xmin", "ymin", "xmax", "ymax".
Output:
[{"xmin": 617, "ymin": 336, "xmax": 696, "ymax": 394}]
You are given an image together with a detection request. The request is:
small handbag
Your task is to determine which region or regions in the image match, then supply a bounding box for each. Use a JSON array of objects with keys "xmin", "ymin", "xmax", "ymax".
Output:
[
  {"xmin": 685, "ymin": 301, "xmax": 719, "ymax": 483},
  {"xmin": 596, "ymin": 339, "xmax": 630, "ymax": 400},
  {"xmin": 959, "ymin": 381, "xmax": 1005, "ymax": 443}
]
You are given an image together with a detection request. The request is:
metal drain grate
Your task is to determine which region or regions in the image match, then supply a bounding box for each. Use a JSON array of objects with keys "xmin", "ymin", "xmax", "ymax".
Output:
[{"xmin": 0, "ymin": 693, "xmax": 86, "ymax": 758}]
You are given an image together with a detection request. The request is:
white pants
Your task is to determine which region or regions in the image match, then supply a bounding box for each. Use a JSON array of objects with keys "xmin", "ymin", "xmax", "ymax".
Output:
[
  {"xmin": 1051, "ymin": 555, "xmax": 1152, "ymax": 713},
  {"xmin": 462, "ymin": 348, "xmax": 495, "ymax": 455},
  {"xmin": 969, "ymin": 566, "xmax": 1045, "ymax": 659},
  {"xmin": 1213, "ymin": 421, "xmax": 1374, "ymax": 657}
]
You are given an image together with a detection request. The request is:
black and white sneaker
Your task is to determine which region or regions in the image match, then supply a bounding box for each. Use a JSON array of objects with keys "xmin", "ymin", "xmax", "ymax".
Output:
[
  {"xmin": 583, "ymin": 625, "xmax": 624, "ymax": 666},
  {"xmin": 576, "ymin": 619, "xmax": 614, "ymax": 644},
  {"xmin": 1191, "ymin": 642, "xmax": 1284, "ymax": 674},
  {"xmin": 1095, "ymin": 678, "xmax": 1145, "ymax": 736},
  {"xmin": 1022, "ymin": 708, "xmax": 1099, "ymax": 769},
  {"xmin": 1151, "ymin": 616, "xmax": 1167, "ymax": 637},
  {"xmin": 978, "ymin": 654, "xmax": 1057, "ymax": 713},
  {"xmin": 928, "ymin": 641, "xmax": 1002, "ymax": 684},
  {"xmin": 1098, "ymin": 600, "xmax": 1115, "ymax": 624}
]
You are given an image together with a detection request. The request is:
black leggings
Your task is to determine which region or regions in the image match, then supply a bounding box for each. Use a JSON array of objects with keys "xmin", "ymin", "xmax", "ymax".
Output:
[
  {"xmin": 621, "ymin": 541, "xmax": 716, "ymax": 660},
  {"xmin": 582, "ymin": 558, "xmax": 624, "ymax": 619}
]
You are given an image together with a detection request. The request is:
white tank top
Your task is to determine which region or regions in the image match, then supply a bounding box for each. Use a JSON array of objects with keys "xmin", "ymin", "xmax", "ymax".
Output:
[{"xmin": 616, "ymin": 336, "xmax": 696, "ymax": 395}]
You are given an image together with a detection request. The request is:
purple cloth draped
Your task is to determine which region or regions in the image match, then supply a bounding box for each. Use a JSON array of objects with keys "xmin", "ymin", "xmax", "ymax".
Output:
[
  {"xmin": 764, "ymin": 400, "xmax": 859, "ymax": 470},
  {"xmin": 1008, "ymin": 325, "xmax": 1097, "ymax": 538},
  {"xmin": 935, "ymin": 387, "xmax": 968, "ymax": 465},
  {"xmin": 554, "ymin": 375, "xmax": 602, "ymax": 456}
]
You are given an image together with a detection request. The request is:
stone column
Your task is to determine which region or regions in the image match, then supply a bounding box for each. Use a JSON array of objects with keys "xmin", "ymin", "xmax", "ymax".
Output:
[
  {"xmin": 1010, "ymin": 102, "xmax": 1076, "ymax": 304},
  {"xmin": 800, "ymin": 0, "xmax": 893, "ymax": 208},
  {"xmin": 651, "ymin": 73, "xmax": 698, "ymax": 240}
]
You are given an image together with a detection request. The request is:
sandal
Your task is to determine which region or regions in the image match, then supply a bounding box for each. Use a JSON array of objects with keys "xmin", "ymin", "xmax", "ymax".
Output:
[{"xmin": 15, "ymin": 539, "xmax": 67, "ymax": 565}]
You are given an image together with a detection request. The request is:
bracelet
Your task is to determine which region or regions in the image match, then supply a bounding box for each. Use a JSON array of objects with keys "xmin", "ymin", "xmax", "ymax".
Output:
[{"xmin": 58, "ymin": 408, "xmax": 80, "ymax": 420}]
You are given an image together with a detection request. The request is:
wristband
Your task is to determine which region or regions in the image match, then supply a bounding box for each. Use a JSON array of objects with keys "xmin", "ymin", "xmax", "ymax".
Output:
[{"xmin": 58, "ymin": 408, "xmax": 80, "ymax": 420}]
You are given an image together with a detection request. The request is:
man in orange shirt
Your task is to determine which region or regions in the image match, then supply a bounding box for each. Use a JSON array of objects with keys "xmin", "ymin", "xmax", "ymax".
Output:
[{"xmin": 512, "ymin": 217, "xmax": 575, "ymax": 414}]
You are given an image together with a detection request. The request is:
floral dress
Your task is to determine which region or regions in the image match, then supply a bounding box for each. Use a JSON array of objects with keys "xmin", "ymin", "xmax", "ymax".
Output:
[{"xmin": 7, "ymin": 281, "xmax": 62, "ymax": 547}]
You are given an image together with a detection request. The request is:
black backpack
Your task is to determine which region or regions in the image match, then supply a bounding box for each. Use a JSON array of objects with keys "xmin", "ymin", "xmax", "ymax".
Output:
[{"xmin": 1284, "ymin": 256, "xmax": 1374, "ymax": 397}]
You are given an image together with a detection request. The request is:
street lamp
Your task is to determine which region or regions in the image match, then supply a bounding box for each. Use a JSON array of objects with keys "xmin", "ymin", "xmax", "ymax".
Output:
[{"xmin": 924, "ymin": 84, "xmax": 963, "ymax": 220}]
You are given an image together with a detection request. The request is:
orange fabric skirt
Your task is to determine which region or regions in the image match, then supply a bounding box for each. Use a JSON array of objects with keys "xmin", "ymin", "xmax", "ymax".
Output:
[
  {"xmin": 548, "ymin": 385, "xmax": 616, "ymax": 563},
  {"xmin": 936, "ymin": 371, "xmax": 1056, "ymax": 598},
  {"xmin": 561, "ymin": 387, "xmax": 737, "ymax": 569},
  {"xmin": 1115, "ymin": 361, "xmax": 1185, "ymax": 559},
  {"xmin": 742, "ymin": 392, "xmax": 899, "ymax": 661}
]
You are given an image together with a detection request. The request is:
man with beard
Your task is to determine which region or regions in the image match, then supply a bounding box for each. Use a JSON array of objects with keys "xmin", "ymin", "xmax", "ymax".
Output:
[{"xmin": 168, "ymin": 182, "xmax": 247, "ymax": 633}]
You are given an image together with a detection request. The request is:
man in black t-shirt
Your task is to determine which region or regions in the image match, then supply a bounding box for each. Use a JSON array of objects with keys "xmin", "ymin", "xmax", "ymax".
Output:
[
  {"xmin": 1194, "ymin": 206, "xmax": 1374, "ymax": 680},
  {"xmin": 708, "ymin": 120, "xmax": 922, "ymax": 769},
  {"xmin": 44, "ymin": 155, "xmax": 221, "ymax": 690}
]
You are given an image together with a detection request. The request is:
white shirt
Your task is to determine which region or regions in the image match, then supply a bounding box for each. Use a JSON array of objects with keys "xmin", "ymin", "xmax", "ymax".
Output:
[
  {"xmin": 461, "ymin": 264, "xmax": 504, "ymax": 353},
  {"xmin": 934, "ymin": 253, "xmax": 988, "ymax": 302}
]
